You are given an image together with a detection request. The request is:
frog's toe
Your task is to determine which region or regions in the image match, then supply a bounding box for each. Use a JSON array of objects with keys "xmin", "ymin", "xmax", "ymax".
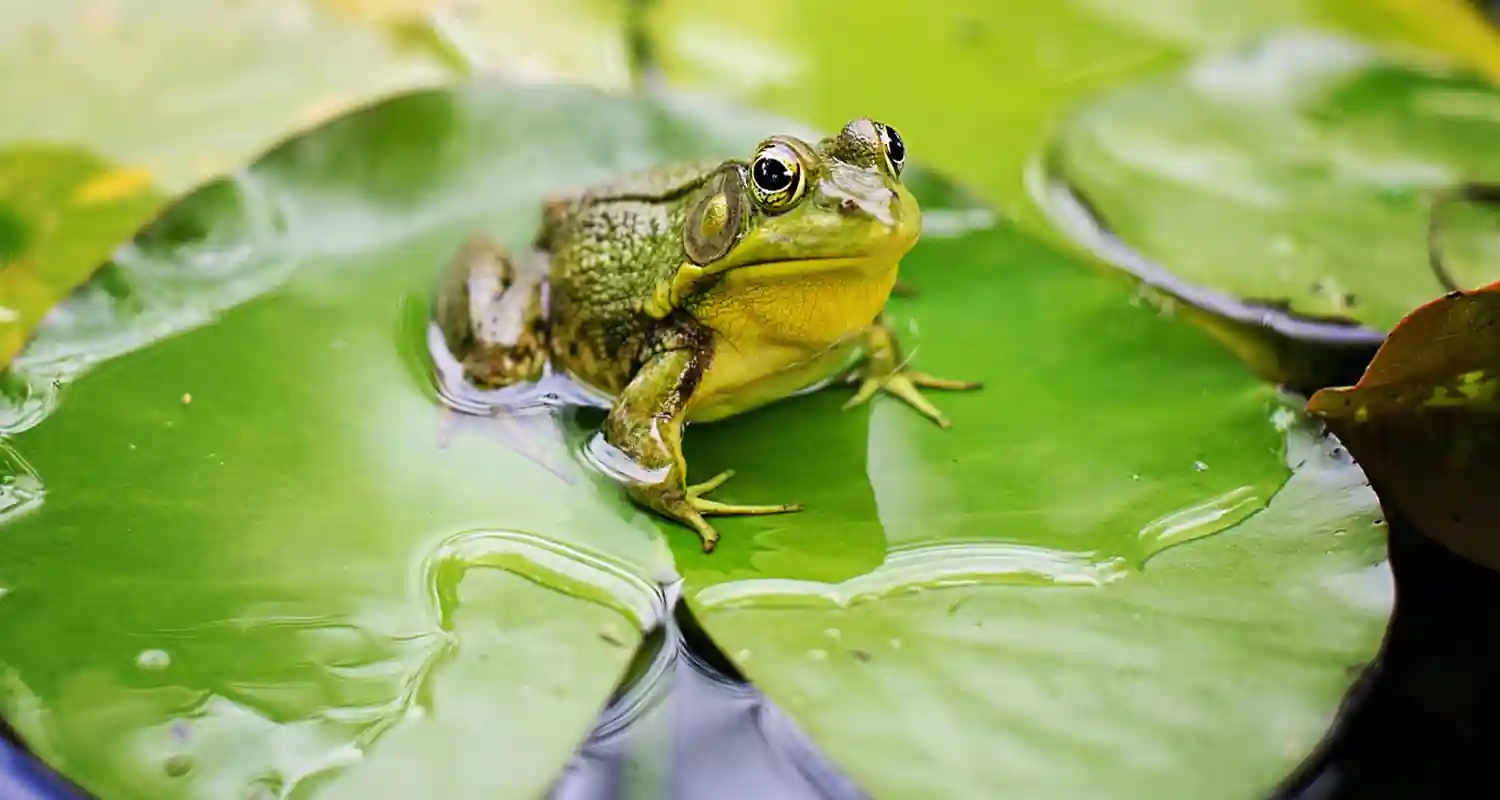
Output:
[
  {"xmin": 692, "ymin": 497, "xmax": 804, "ymax": 516},
  {"xmin": 687, "ymin": 469, "xmax": 735, "ymax": 497},
  {"xmin": 687, "ymin": 470, "xmax": 802, "ymax": 517},
  {"xmin": 906, "ymin": 371, "xmax": 983, "ymax": 392},
  {"xmin": 680, "ymin": 510, "xmax": 721, "ymax": 553},
  {"xmin": 843, "ymin": 370, "xmax": 981, "ymax": 428}
]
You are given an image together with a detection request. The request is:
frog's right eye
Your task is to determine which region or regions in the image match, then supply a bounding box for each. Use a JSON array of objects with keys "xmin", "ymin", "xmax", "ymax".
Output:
[{"xmin": 749, "ymin": 143, "xmax": 806, "ymax": 212}]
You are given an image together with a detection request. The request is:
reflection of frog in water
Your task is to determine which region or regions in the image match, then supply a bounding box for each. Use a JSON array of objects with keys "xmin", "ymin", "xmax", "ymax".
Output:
[{"xmin": 436, "ymin": 119, "xmax": 980, "ymax": 552}]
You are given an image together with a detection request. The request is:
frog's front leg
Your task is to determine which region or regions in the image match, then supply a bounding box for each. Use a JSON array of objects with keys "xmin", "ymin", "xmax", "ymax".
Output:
[
  {"xmin": 842, "ymin": 315, "xmax": 982, "ymax": 428},
  {"xmin": 604, "ymin": 331, "xmax": 801, "ymax": 552}
]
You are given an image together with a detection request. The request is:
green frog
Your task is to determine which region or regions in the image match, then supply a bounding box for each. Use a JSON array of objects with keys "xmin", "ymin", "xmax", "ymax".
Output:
[{"xmin": 435, "ymin": 118, "xmax": 980, "ymax": 552}]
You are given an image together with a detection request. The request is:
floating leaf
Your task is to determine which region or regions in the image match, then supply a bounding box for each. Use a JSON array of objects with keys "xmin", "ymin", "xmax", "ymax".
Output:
[
  {"xmin": 675, "ymin": 192, "xmax": 1391, "ymax": 796},
  {"xmin": 1309, "ymin": 279, "xmax": 1500, "ymax": 572},
  {"xmin": 1045, "ymin": 32, "xmax": 1500, "ymax": 383}
]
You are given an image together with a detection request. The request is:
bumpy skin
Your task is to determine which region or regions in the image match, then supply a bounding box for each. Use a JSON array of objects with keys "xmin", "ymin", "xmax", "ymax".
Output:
[{"xmin": 439, "ymin": 119, "xmax": 980, "ymax": 551}]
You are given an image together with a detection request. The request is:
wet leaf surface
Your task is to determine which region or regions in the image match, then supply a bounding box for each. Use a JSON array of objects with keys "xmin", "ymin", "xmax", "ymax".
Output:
[
  {"xmin": 1309, "ymin": 279, "xmax": 1500, "ymax": 573},
  {"xmin": 0, "ymin": 84, "xmax": 706, "ymax": 800},
  {"xmin": 1047, "ymin": 31, "xmax": 1500, "ymax": 337},
  {"xmin": 677, "ymin": 223, "xmax": 1391, "ymax": 796},
  {"xmin": 0, "ymin": 82, "xmax": 1390, "ymax": 798}
]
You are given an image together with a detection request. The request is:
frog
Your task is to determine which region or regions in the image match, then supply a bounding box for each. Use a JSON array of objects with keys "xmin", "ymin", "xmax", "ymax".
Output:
[{"xmin": 435, "ymin": 118, "xmax": 981, "ymax": 552}]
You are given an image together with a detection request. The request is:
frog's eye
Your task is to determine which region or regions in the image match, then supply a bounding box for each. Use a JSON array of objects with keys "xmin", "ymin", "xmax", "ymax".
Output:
[
  {"xmin": 877, "ymin": 122, "xmax": 906, "ymax": 176},
  {"xmin": 749, "ymin": 143, "xmax": 806, "ymax": 212}
]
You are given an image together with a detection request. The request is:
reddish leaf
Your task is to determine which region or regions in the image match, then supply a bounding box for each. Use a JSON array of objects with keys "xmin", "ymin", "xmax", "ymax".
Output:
[{"xmin": 1308, "ymin": 280, "xmax": 1500, "ymax": 570}]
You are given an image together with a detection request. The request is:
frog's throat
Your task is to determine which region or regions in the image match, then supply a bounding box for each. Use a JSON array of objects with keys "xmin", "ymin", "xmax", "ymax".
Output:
[{"xmin": 645, "ymin": 257, "xmax": 897, "ymax": 319}]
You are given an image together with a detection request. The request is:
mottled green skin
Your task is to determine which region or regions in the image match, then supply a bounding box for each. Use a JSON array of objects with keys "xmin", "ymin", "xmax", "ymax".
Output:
[
  {"xmin": 436, "ymin": 119, "xmax": 981, "ymax": 552},
  {"xmin": 537, "ymin": 159, "xmax": 724, "ymax": 398}
]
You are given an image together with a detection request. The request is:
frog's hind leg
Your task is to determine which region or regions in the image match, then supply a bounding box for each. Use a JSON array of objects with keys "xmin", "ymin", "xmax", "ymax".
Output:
[
  {"xmin": 435, "ymin": 233, "xmax": 551, "ymax": 389},
  {"xmin": 602, "ymin": 324, "xmax": 801, "ymax": 552}
]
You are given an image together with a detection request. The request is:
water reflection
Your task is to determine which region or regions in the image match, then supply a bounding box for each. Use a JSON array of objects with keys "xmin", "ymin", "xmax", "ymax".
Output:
[{"xmin": 550, "ymin": 595, "xmax": 864, "ymax": 800}]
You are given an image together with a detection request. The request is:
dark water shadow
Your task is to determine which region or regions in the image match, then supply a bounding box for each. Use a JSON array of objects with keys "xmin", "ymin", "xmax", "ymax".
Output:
[{"xmin": 1274, "ymin": 506, "xmax": 1500, "ymax": 799}]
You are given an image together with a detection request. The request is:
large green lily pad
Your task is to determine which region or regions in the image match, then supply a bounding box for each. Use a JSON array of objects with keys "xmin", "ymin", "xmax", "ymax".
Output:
[
  {"xmin": 1046, "ymin": 31, "xmax": 1500, "ymax": 338},
  {"xmin": 0, "ymin": 82, "xmax": 1390, "ymax": 798},
  {"xmin": 670, "ymin": 153, "xmax": 1391, "ymax": 796}
]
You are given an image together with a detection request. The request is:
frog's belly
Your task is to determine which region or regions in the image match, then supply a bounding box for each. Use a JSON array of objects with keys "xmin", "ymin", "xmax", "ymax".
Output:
[
  {"xmin": 682, "ymin": 257, "xmax": 898, "ymax": 423},
  {"xmin": 685, "ymin": 339, "xmax": 862, "ymax": 423}
]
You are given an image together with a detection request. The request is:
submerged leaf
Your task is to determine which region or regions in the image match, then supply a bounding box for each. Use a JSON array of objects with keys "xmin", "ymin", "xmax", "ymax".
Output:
[{"xmin": 1309, "ymin": 278, "xmax": 1500, "ymax": 572}]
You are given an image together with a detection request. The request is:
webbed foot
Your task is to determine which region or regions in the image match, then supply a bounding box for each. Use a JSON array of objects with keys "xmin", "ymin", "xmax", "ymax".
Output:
[
  {"xmin": 842, "ymin": 319, "xmax": 982, "ymax": 428},
  {"xmin": 664, "ymin": 470, "xmax": 802, "ymax": 552}
]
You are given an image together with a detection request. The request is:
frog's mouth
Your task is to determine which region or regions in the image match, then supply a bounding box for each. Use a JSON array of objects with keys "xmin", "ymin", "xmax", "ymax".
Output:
[
  {"xmin": 664, "ymin": 255, "xmax": 900, "ymax": 312},
  {"xmin": 722, "ymin": 255, "xmax": 898, "ymax": 282}
]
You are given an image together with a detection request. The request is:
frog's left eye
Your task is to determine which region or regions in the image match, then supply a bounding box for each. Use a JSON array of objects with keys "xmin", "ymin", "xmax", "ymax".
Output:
[
  {"xmin": 749, "ymin": 143, "xmax": 806, "ymax": 212},
  {"xmin": 877, "ymin": 122, "xmax": 905, "ymax": 175}
]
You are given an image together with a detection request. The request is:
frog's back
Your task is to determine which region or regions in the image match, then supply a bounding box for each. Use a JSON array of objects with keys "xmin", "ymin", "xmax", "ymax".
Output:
[
  {"xmin": 535, "ymin": 159, "xmax": 724, "ymax": 250},
  {"xmin": 542, "ymin": 160, "xmax": 723, "ymax": 395}
]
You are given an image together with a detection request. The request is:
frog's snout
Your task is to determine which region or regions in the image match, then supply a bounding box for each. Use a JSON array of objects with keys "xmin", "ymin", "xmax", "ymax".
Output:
[{"xmin": 836, "ymin": 188, "xmax": 900, "ymax": 227}]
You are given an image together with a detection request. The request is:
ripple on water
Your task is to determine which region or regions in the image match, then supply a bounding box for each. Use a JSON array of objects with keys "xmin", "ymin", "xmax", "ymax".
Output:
[
  {"xmin": 422, "ymin": 527, "xmax": 668, "ymax": 634},
  {"xmin": 694, "ymin": 541, "xmax": 1131, "ymax": 612}
]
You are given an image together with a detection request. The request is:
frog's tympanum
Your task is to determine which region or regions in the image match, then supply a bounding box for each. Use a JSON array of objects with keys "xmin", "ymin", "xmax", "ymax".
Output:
[{"xmin": 436, "ymin": 119, "xmax": 980, "ymax": 552}]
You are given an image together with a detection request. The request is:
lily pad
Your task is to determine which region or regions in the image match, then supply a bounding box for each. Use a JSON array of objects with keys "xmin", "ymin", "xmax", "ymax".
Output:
[
  {"xmin": 1309, "ymin": 278, "xmax": 1500, "ymax": 572},
  {"xmin": 0, "ymin": 84, "xmax": 721, "ymax": 799},
  {"xmin": 1045, "ymin": 32, "xmax": 1500, "ymax": 340},
  {"xmin": 674, "ymin": 175, "xmax": 1391, "ymax": 795},
  {"xmin": 0, "ymin": 81, "xmax": 1391, "ymax": 799}
]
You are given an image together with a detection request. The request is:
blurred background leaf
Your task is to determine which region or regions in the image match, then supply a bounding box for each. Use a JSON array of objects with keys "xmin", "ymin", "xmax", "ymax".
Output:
[{"xmin": 0, "ymin": 0, "xmax": 633, "ymax": 370}]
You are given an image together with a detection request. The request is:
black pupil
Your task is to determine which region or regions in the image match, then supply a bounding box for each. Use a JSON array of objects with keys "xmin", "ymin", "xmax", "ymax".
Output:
[
  {"xmin": 884, "ymin": 126, "xmax": 906, "ymax": 164},
  {"xmin": 753, "ymin": 156, "xmax": 793, "ymax": 192}
]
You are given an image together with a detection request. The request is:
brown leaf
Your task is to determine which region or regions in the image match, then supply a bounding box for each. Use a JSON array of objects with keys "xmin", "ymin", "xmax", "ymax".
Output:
[{"xmin": 1308, "ymin": 280, "xmax": 1500, "ymax": 570}]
